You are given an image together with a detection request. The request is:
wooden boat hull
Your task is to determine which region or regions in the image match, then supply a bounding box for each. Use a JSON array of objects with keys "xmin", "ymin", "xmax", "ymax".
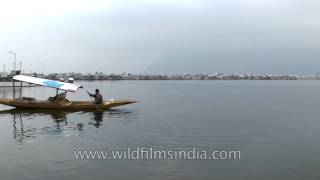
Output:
[{"xmin": 0, "ymin": 98, "xmax": 138, "ymax": 110}]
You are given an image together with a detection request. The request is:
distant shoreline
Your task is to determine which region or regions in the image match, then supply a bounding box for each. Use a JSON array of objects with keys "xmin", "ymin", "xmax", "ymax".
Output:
[
  {"xmin": 37, "ymin": 73, "xmax": 320, "ymax": 80},
  {"xmin": 2, "ymin": 73, "xmax": 320, "ymax": 82}
]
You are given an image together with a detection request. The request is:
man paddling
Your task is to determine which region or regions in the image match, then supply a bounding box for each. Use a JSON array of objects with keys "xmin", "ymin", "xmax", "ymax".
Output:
[{"xmin": 87, "ymin": 89, "xmax": 103, "ymax": 104}]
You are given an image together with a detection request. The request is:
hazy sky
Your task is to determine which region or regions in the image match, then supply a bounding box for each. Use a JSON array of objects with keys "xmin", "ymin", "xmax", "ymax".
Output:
[{"xmin": 0, "ymin": 0, "xmax": 319, "ymax": 74}]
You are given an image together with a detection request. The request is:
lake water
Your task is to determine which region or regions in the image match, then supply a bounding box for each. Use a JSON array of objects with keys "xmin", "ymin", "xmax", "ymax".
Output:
[{"xmin": 1, "ymin": 80, "xmax": 320, "ymax": 180}]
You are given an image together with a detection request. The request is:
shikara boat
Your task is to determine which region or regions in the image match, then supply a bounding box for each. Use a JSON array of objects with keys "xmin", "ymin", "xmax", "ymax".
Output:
[{"xmin": 0, "ymin": 75, "xmax": 138, "ymax": 110}]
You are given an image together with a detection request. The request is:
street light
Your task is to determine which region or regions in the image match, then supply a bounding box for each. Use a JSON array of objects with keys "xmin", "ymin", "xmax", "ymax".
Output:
[
  {"xmin": 8, "ymin": 51, "xmax": 17, "ymax": 72},
  {"xmin": 38, "ymin": 62, "xmax": 44, "ymax": 75},
  {"xmin": 18, "ymin": 61, "xmax": 22, "ymax": 72}
]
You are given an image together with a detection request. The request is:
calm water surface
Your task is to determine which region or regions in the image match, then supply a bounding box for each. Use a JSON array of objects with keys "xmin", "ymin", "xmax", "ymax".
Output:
[{"xmin": 1, "ymin": 80, "xmax": 320, "ymax": 180}]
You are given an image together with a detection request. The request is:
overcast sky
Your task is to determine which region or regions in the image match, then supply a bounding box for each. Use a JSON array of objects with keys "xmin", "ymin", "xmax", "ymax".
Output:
[{"xmin": 0, "ymin": 0, "xmax": 319, "ymax": 74}]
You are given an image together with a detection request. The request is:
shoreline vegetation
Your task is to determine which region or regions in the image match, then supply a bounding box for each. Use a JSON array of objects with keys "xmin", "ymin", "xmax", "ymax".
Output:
[{"xmin": 1, "ymin": 72, "xmax": 320, "ymax": 82}]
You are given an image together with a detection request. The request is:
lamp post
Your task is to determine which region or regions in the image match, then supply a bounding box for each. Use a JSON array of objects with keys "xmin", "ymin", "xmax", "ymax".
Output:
[
  {"xmin": 8, "ymin": 51, "xmax": 17, "ymax": 72},
  {"xmin": 19, "ymin": 62, "xmax": 22, "ymax": 73},
  {"xmin": 12, "ymin": 63, "xmax": 15, "ymax": 73},
  {"xmin": 38, "ymin": 62, "xmax": 44, "ymax": 75}
]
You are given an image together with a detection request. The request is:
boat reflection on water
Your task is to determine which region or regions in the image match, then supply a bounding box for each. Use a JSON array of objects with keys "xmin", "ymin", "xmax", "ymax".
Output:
[{"xmin": 0, "ymin": 108, "xmax": 137, "ymax": 144}]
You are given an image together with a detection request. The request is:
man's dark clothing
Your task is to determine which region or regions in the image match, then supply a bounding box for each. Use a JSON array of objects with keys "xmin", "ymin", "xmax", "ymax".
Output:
[{"xmin": 89, "ymin": 92, "xmax": 103, "ymax": 104}]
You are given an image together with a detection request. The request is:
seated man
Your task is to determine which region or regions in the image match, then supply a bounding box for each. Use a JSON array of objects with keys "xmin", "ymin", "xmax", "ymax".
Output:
[
  {"xmin": 87, "ymin": 89, "xmax": 103, "ymax": 104},
  {"xmin": 48, "ymin": 92, "xmax": 67, "ymax": 103}
]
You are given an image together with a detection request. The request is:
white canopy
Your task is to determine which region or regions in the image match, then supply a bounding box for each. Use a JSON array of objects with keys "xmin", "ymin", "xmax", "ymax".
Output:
[{"xmin": 13, "ymin": 75, "xmax": 82, "ymax": 92}]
